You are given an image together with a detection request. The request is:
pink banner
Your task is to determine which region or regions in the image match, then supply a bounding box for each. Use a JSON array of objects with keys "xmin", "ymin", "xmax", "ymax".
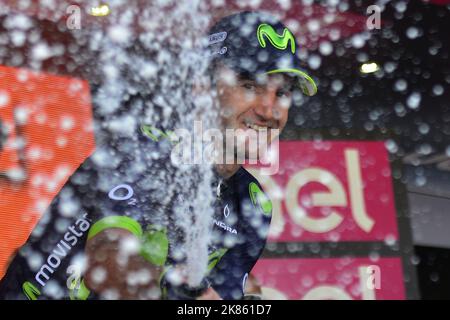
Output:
[
  {"xmin": 252, "ymin": 257, "xmax": 405, "ymax": 300},
  {"xmin": 247, "ymin": 141, "xmax": 399, "ymax": 242}
]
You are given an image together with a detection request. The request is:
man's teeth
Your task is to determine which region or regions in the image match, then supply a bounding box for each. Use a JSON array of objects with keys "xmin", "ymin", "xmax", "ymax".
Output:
[{"xmin": 246, "ymin": 123, "xmax": 269, "ymax": 130}]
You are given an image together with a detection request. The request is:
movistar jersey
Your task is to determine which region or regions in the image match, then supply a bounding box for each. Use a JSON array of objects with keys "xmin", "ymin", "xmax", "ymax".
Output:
[{"xmin": 0, "ymin": 126, "xmax": 272, "ymax": 300}]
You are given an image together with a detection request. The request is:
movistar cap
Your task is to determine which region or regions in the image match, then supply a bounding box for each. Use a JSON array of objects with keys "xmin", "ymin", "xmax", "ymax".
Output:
[{"xmin": 207, "ymin": 11, "xmax": 317, "ymax": 96}]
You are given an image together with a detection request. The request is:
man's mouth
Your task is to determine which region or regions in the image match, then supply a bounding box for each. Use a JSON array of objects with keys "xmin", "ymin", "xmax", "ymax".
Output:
[{"xmin": 244, "ymin": 121, "xmax": 272, "ymax": 131}]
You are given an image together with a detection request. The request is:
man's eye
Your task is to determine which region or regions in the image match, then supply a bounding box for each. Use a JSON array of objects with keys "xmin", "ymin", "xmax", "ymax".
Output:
[
  {"xmin": 276, "ymin": 89, "xmax": 291, "ymax": 98},
  {"xmin": 242, "ymin": 83, "xmax": 256, "ymax": 91}
]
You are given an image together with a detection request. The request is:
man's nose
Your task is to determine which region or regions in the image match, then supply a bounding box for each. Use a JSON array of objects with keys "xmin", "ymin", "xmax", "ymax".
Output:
[{"xmin": 254, "ymin": 88, "xmax": 278, "ymax": 121}]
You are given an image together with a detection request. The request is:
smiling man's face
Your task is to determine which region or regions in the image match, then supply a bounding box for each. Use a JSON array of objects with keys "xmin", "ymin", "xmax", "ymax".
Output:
[{"xmin": 215, "ymin": 64, "xmax": 295, "ymax": 160}]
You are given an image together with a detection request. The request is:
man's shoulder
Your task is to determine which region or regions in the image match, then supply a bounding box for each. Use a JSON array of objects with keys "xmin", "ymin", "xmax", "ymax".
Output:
[
  {"xmin": 235, "ymin": 167, "xmax": 261, "ymax": 186},
  {"xmin": 237, "ymin": 167, "xmax": 268, "ymax": 196},
  {"xmin": 235, "ymin": 167, "xmax": 273, "ymax": 220}
]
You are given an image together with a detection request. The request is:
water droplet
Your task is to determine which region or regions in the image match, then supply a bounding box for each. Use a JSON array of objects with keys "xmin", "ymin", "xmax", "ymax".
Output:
[
  {"xmin": 331, "ymin": 80, "xmax": 343, "ymax": 92},
  {"xmin": 432, "ymin": 84, "xmax": 444, "ymax": 96},
  {"xmin": 406, "ymin": 27, "xmax": 419, "ymax": 39},
  {"xmin": 394, "ymin": 79, "xmax": 407, "ymax": 92},
  {"xmin": 407, "ymin": 92, "xmax": 421, "ymax": 109},
  {"xmin": 319, "ymin": 41, "xmax": 333, "ymax": 56},
  {"xmin": 308, "ymin": 55, "xmax": 321, "ymax": 70}
]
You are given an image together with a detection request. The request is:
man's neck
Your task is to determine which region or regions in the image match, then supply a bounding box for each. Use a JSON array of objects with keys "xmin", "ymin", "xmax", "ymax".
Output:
[{"xmin": 215, "ymin": 163, "xmax": 242, "ymax": 179}]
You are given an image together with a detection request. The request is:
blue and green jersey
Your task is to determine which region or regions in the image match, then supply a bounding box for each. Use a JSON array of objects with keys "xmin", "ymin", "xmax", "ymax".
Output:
[{"xmin": 0, "ymin": 125, "xmax": 272, "ymax": 300}]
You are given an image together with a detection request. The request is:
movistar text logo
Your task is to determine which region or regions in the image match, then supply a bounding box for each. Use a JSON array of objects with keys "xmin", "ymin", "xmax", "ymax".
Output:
[
  {"xmin": 34, "ymin": 213, "xmax": 91, "ymax": 287},
  {"xmin": 257, "ymin": 23, "xmax": 296, "ymax": 54}
]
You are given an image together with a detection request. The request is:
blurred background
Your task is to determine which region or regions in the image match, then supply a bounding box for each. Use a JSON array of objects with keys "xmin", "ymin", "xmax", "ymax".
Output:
[{"xmin": 0, "ymin": 0, "xmax": 449, "ymax": 299}]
